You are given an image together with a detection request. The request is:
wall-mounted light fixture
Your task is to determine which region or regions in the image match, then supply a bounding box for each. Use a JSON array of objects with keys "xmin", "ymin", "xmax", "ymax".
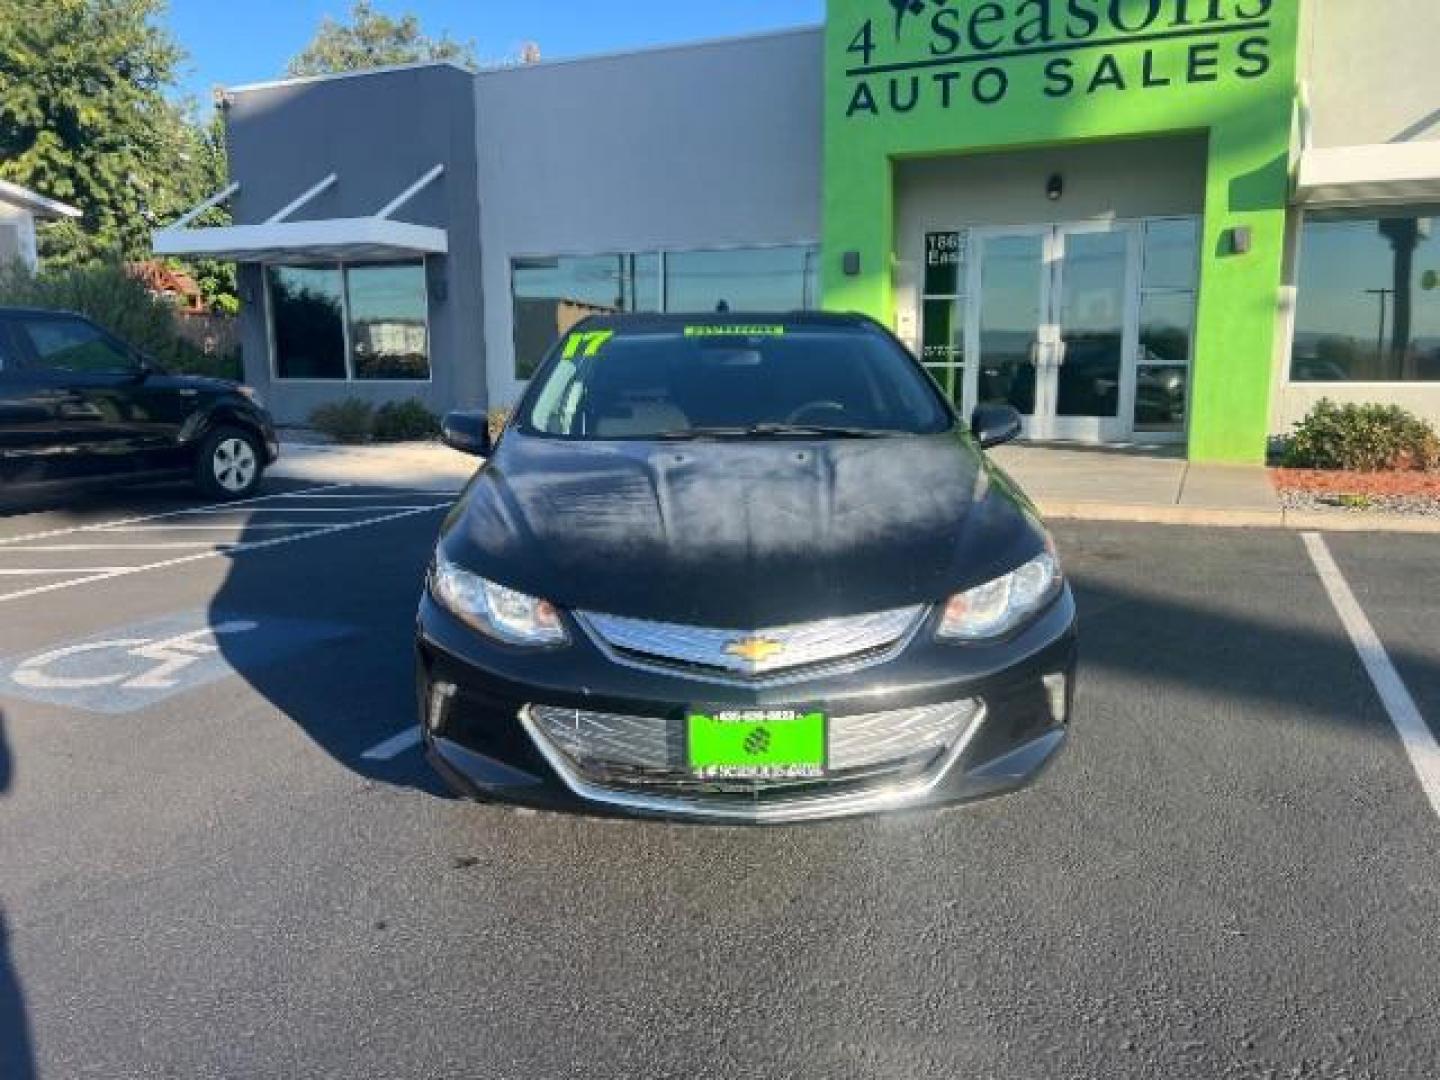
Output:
[{"xmin": 1046, "ymin": 174, "xmax": 1064, "ymax": 202}]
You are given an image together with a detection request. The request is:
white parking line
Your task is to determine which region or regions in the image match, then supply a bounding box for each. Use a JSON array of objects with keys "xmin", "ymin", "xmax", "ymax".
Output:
[
  {"xmin": 0, "ymin": 543, "xmax": 224, "ymax": 552},
  {"xmin": 0, "ymin": 483, "xmax": 352, "ymax": 547},
  {"xmin": 97, "ymin": 524, "xmax": 352, "ymax": 532},
  {"xmin": 362, "ymin": 727, "xmax": 424, "ymax": 761},
  {"xmin": 1304, "ymin": 532, "xmax": 1440, "ymax": 821},
  {"xmin": 179, "ymin": 506, "xmax": 447, "ymax": 514},
  {"xmin": 0, "ymin": 505, "xmax": 446, "ymax": 605},
  {"xmin": 0, "ymin": 567, "xmax": 133, "ymax": 575}
]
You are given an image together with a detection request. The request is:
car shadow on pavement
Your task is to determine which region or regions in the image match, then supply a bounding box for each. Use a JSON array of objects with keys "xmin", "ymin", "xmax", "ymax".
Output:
[
  {"xmin": 207, "ymin": 483, "xmax": 456, "ymax": 800},
  {"xmin": 0, "ymin": 711, "xmax": 38, "ymax": 1080}
]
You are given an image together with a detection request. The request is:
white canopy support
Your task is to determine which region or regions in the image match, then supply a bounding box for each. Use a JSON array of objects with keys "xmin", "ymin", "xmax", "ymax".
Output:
[
  {"xmin": 0, "ymin": 179, "xmax": 83, "ymax": 220},
  {"xmin": 152, "ymin": 217, "xmax": 447, "ymax": 262},
  {"xmin": 266, "ymin": 173, "xmax": 338, "ymax": 224},
  {"xmin": 1295, "ymin": 142, "xmax": 1440, "ymax": 208},
  {"xmin": 168, "ymin": 182, "xmax": 240, "ymax": 231},
  {"xmin": 151, "ymin": 167, "xmax": 451, "ymax": 263},
  {"xmin": 376, "ymin": 164, "xmax": 444, "ymax": 220}
]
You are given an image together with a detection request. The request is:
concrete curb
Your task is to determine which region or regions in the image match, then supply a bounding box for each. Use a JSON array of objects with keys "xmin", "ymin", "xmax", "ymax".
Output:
[{"xmin": 1039, "ymin": 500, "xmax": 1440, "ymax": 534}]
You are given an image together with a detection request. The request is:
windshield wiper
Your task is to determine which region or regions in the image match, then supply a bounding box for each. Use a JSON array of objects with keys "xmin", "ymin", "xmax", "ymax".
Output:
[{"xmin": 656, "ymin": 424, "xmax": 892, "ymax": 441}]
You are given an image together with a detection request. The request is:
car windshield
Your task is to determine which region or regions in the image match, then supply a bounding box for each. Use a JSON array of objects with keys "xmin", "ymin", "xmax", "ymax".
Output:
[{"xmin": 521, "ymin": 322, "xmax": 953, "ymax": 440}]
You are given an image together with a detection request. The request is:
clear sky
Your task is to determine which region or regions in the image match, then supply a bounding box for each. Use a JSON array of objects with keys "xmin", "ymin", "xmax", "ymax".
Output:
[{"xmin": 167, "ymin": 0, "xmax": 825, "ymax": 101}]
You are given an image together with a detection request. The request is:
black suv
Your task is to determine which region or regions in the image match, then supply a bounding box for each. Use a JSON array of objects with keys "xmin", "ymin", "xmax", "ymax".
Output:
[{"xmin": 0, "ymin": 308, "xmax": 278, "ymax": 502}]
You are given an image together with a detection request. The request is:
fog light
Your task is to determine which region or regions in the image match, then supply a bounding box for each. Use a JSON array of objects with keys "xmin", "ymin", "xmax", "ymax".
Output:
[
  {"xmin": 427, "ymin": 680, "xmax": 458, "ymax": 734},
  {"xmin": 1043, "ymin": 673, "xmax": 1069, "ymax": 725}
]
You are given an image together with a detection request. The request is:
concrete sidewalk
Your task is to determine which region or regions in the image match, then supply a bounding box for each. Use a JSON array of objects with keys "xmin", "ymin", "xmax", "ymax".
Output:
[
  {"xmin": 271, "ymin": 440, "xmax": 479, "ymax": 492},
  {"xmin": 990, "ymin": 444, "xmax": 1284, "ymax": 527},
  {"xmin": 991, "ymin": 443, "xmax": 1440, "ymax": 533}
]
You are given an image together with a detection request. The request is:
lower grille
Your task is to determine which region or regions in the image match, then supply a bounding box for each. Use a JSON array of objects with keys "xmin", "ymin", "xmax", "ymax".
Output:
[{"xmin": 527, "ymin": 700, "xmax": 981, "ymax": 799}]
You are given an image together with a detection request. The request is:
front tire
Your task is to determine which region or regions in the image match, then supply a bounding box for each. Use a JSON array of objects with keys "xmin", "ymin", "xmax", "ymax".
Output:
[{"xmin": 195, "ymin": 426, "xmax": 265, "ymax": 500}]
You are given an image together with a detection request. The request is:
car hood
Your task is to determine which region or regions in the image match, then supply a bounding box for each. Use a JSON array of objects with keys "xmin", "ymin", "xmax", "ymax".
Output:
[{"xmin": 442, "ymin": 432, "xmax": 1044, "ymax": 629}]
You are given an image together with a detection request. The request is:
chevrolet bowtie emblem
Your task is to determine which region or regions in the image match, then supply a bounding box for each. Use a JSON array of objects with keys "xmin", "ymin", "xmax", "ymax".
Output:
[{"xmin": 725, "ymin": 637, "xmax": 786, "ymax": 666}]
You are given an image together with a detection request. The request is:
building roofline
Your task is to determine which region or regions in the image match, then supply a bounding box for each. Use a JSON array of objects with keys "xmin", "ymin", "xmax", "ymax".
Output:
[
  {"xmin": 474, "ymin": 24, "xmax": 823, "ymax": 79},
  {"xmin": 227, "ymin": 59, "xmax": 473, "ymax": 96},
  {"xmin": 226, "ymin": 24, "xmax": 824, "ymax": 97}
]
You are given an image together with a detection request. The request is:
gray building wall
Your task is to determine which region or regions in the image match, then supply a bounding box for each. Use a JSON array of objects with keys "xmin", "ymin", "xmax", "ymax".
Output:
[
  {"xmin": 1270, "ymin": 0, "xmax": 1440, "ymax": 433},
  {"xmin": 226, "ymin": 63, "xmax": 485, "ymax": 426},
  {"xmin": 473, "ymin": 29, "xmax": 824, "ymax": 406},
  {"xmin": 1303, "ymin": 0, "xmax": 1440, "ymax": 148}
]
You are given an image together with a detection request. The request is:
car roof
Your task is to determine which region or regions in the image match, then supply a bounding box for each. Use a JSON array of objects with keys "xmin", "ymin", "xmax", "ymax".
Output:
[{"xmin": 574, "ymin": 311, "xmax": 881, "ymax": 333}]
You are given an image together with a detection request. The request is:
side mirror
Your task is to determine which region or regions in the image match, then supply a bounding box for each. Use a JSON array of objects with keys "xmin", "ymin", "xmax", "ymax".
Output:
[
  {"xmin": 971, "ymin": 404, "xmax": 1023, "ymax": 449},
  {"xmin": 442, "ymin": 410, "xmax": 493, "ymax": 458}
]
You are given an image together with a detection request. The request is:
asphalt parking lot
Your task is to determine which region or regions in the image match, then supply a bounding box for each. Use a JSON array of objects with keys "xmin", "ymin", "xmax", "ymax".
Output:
[{"xmin": 1, "ymin": 479, "xmax": 1438, "ymax": 1079}]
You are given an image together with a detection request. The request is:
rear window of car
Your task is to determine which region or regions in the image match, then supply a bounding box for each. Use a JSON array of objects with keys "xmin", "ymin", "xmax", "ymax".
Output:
[{"xmin": 521, "ymin": 323, "xmax": 953, "ymax": 440}]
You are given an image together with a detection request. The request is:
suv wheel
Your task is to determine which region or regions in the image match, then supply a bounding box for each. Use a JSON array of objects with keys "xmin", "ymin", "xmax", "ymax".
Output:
[{"xmin": 196, "ymin": 426, "xmax": 265, "ymax": 500}]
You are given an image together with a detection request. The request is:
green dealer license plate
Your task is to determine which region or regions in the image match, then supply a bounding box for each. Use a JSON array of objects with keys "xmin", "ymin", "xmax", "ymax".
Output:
[{"xmin": 687, "ymin": 709, "xmax": 827, "ymax": 781}]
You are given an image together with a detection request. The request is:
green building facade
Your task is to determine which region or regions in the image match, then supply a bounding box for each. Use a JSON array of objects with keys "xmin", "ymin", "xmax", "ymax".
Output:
[{"xmin": 824, "ymin": 0, "xmax": 1300, "ymax": 462}]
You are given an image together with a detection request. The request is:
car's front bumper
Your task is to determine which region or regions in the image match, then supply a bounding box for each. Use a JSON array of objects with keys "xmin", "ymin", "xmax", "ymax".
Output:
[{"xmin": 416, "ymin": 588, "xmax": 1078, "ymax": 824}]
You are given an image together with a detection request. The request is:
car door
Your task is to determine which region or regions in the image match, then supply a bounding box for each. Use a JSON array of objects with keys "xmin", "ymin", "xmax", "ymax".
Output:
[
  {"xmin": 8, "ymin": 312, "xmax": 154, "ymax": 482},
  {"xmin": 0, "ymin": 315, "xmax": 76, "ymax": 487}
]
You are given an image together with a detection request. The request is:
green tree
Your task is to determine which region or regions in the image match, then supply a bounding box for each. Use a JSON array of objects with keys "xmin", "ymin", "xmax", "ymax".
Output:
[
  {"xmin": 0, "ymin": 0, "xmax": 211, "ymax": 268},
  {"xmin": 287, "ymin": 2, "xmax": 478, "ymax": 77}
]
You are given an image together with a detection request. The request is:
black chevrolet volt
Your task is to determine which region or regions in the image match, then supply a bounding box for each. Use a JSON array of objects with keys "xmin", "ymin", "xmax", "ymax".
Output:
[{"xmin": 417, "ymin": 313, "xmax": 1077, "ymax": 823}]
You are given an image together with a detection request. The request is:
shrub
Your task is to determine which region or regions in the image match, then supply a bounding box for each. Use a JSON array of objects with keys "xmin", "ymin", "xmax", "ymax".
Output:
[
  {"xmin": 373, "ymin": 399, "xmax": 442, "ymax": 442},
  {"xmin": 1283, "ymin": 400, "xmax": 1440, "ymax": 472},
  {"xmin": 0, "ymin": 261, "xmax": 241, "ymax": 380},
  {"xmin": 309, "ymin": 399, "xmax": 376, "ymax": 444}
]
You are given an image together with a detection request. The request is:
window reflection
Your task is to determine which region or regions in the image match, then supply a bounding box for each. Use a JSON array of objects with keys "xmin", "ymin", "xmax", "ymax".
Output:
[
  {"xmin": 922, "ymin": 298, "xmax": 965, "ymax": 406},
  {"xmin": 347, "ymin": 263, "xmax": 430, "ymax": 381},
  {"xmin": 1136, "ymin": 292, "xmax": 1193, "ymax": 432},
  {"xmin": 1134, "ymin": 219, "xmax": 1199, "ymax": 433},
  {"xmin": 978, "ymin": 234, "xmax": 1042, "ymax": 417},
  {"xmin": 511, "ymin": 247, "xmax": 817, "ymax": 380},
  {"xmin": 269, "ymin": 266, "xmax": 346, "ymax": 381},
  {"xmin": 1291, "ymin": 214, "xmax": 1440, "ymax": 383},
  {"xmin": 664, "ymin": 247, "xmax": 818, "ymax": 314}
]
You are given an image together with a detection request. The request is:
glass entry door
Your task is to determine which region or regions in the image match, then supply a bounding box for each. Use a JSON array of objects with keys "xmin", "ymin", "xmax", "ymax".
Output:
[{"xmin": 966, "ymin": 222, "xmax": 1140, "ymax": 443}]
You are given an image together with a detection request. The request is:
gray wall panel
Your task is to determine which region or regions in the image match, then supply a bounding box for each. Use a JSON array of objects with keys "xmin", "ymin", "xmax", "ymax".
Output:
[
  {"xmin": 474, "ymin": 30, "xmax": 824, "ymax": 405},
  {"xmin": 226, "ymin": 64, "xmax": 484, "ymax": 427},
  {"xmin": 1304, "ymin": 0, "xmax": 1440, "ymax": 147}
]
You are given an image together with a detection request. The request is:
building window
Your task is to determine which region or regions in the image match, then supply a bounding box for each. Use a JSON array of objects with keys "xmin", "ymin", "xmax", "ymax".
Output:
[
  {"xmin": 1135, "ymin": 218, "xmax": 1199, "ymax": 433},
  {"xmin": 347, "ymin": 263, "xmax": 430, "ymax": 381},
  {"xmin": 920, "ymin": 230, "xmax": 967, "ymax": 408},
  {"xmin": 1291, "ymin": 212, "xmax": 1440, "ymax": 383},
  {"xmin": 269, "ymin": 266, "xmax": 346, "ymax": 380},
  {"xmin": 663, "ymin": 247, "xmax": 819, "ymax": 314},
  {"xmin": 269, "ymin": 261, "xmax": 430, "ymax": 382},
  {"xmin": 511, "ymin": 246, "xmax": 819, "ymax": 380},
  {"xmin": 512, "ymin": 254, "xmax": 660, "ymax": 381}
]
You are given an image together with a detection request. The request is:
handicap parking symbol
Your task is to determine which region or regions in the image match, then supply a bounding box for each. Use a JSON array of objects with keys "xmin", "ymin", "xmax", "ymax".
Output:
[{"xmin": 0, "ymin": 611, "xmax": 352, "ymax": 714}]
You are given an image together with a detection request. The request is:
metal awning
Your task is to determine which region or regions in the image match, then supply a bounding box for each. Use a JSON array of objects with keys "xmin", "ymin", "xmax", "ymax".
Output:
[
  {"xmin": 151, "ymin": 165, "xmax": 447, "ymax": 262},
  {"xmin": 1295, "ymin": 141, "xmax": 1440, "ymax": 208},
  {"xmin": 0, "ymin": 179, "xmax": 82, "ymax": 220}
]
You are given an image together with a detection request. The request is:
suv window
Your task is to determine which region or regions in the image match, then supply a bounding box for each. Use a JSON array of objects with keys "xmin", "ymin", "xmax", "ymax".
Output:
[{"xmin": 18, "ymin": 316, "xmax": 136, "ymax": 375}]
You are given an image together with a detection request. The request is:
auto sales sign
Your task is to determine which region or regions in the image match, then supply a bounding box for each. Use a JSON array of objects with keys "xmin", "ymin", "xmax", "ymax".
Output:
[{"xmin": 840, "ymin": 0, "xmax": 1279, "ymax": 118}]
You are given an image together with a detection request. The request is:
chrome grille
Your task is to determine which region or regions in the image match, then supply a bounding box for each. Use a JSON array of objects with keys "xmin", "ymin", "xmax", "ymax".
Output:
[
  {"xmin": 576, "ymin": 606, "xmax": 925, "ymax": 681},
  {"xmin": 528, "ymin": 700, "xmax": 980, "ymax": 789}
]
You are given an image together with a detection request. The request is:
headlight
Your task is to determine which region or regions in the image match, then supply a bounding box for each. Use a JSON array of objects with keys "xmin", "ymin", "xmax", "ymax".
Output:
[
  {"xmin": 937, "ymin": 549, "xmax": 1062, "ymax": 642},
  {"xmin": 237, "ymin": 385, "xmax": 265, "ymax": 409},
  {"xmin": 431, "ymin": 551, "xmax": 568, "ymax": 647}
]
